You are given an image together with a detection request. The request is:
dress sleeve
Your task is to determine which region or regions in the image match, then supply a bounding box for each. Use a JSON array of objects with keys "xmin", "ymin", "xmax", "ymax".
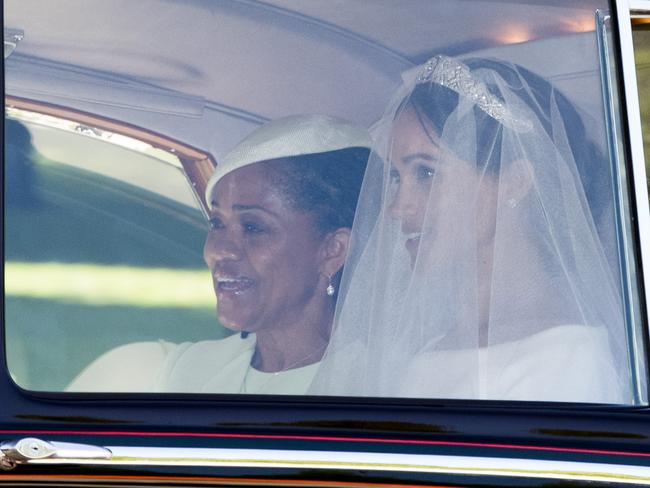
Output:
[
  {"xmin": 499, "ymin": 324, "xmax": 624, "ymax": 403},
  {"xmin": 66, "ymin": 340, "xmax": 177, "ymax": 392}
]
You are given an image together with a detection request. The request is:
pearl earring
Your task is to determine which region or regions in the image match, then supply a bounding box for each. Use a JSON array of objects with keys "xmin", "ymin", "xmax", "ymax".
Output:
[{"xmin": 326, "ymin": 277, "xmax": 335, "ymax": 296}]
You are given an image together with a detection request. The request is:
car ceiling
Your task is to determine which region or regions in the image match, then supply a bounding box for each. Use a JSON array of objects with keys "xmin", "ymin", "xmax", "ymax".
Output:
[{"xmin": 4, "ymin": 0, "xmax": 606, "ymax": 158}]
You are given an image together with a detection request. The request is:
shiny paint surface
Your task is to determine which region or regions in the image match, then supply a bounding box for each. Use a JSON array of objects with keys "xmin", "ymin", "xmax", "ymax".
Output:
[
  {"xmin": 2, "ymin": 393, "xmax": 650, "ymax": 485},
  {"xmin": 4, "ymin": 438, "xmax": 650, "ymax": 484}
]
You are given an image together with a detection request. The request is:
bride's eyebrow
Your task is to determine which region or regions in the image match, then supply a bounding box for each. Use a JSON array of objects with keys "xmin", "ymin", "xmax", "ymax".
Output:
[{"xmin": 402, "ymin": 153, "xmax": 436, "ymax": 165}]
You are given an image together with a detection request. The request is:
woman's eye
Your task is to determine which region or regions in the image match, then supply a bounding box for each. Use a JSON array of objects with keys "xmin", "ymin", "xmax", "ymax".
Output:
[
  {"xmin": 389, "ymin": 169, "xmax": 400, "ymax": 183},
  {"xmin": 243, "ymin": 222, "xmax": 265, "ymax": 234},
  {"xmin": 208, "ymin": 217, "xmax": 224, "ymax": 230},
  {"xmin": 416, "ymin": 164, "xmax": 435, "ymax": 180}
]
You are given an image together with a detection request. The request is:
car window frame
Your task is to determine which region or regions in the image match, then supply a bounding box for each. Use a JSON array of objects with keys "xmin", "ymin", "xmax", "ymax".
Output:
[
  {"xmin": 5, "ymin": 96, "xmax": 216, "ymax": 213},
  {"xmin": 615, "ymin": 0, "xmax": 650, "ymax": 403},
  {"xmin": 1, "ymin": 0, "xmax": 649, "ymax": 410},
  {"xmin": 4, "ymin": 3, "xmax": 650, "ymax": 486}
]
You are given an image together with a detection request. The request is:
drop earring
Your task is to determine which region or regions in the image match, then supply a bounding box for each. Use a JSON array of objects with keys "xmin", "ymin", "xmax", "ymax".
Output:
[{"xmin": 326, "ymin": 276, "xmax": 335, "ymax": 296}]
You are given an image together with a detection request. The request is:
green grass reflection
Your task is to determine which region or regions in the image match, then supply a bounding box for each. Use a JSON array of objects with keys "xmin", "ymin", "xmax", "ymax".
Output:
[
  {"xmin": 5, "ymin": 262, "xmax": 228, "ymax": 391},
  {"xmin": 6, "ymin": 261, "xmax": 215, "ymax": 308}
]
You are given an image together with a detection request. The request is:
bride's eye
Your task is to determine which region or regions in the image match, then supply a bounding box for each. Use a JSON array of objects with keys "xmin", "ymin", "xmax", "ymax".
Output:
[
  {"xmin": 416, "ymin": 164, "xmax": 435, "ymax": 181},
  {"xmin": 242, "ymin": 220, "xmax": 266, "ymax": 235},
  {"xmin": 389, "ymin": 168, "xmax": 401, "ymax": 183}
]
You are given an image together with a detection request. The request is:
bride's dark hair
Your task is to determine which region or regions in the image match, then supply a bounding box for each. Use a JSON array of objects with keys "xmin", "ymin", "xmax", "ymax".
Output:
[{"xmin": 405, "ymin": 57, "xmax": 610, "ymax": 232}]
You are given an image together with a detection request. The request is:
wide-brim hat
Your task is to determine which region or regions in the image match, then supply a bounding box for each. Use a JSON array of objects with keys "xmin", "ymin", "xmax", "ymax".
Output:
[{"xmin": 205, "ymin": 114, "xmax": 371, "ymax": 208}]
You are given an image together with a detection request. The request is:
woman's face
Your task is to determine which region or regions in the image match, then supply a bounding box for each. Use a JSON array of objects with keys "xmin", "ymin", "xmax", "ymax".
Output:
[
  {"xmin": 388, "ymin": 105, "xmax": 499, "ymax": 265},
  {"xmin": 204, "ymin": 162, "xmax": 325, "ymax": 333}
]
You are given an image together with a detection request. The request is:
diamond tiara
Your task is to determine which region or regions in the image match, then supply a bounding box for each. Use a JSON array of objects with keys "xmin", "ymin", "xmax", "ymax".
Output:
[{"xmin": 416, "ymin": 56, "xmax": 532, "ymax": 132}]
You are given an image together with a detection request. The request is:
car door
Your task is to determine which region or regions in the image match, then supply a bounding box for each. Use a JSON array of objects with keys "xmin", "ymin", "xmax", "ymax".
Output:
[{"xmin": 3, "ymin": 1, "xmax": 650, "ymax": 487}]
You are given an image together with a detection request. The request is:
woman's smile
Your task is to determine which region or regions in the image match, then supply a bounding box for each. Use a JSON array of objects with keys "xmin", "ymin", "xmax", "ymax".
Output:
[
  {"xmin": 203, "ymin": 162, "xmax": 325, "ymax": 333},
  {"xmin": 214, "ymin": 275, "xmax": 255, "ymax": 295},
  {"xmin": 403, "ymin": 231, "xmax": 422, "ymax": 256}
]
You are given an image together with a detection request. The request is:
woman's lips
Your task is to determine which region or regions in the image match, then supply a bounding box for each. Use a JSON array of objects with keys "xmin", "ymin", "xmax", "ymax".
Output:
[
  {"xmin": 404, "ymin": 232, "xmax": 421, "ymax": 255},
  {"xmin": 216, "ymin": 276, "xmax": 255, "ymax": 295}
]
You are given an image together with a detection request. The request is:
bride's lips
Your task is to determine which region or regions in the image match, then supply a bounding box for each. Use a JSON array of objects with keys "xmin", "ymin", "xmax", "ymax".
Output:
[
  {"xmin": 404, "ymin": 232, "xmax": 421, "ymax": 254},
  {"xmin": 215, "ymin": 276, "xmax": 255, "ymax": 295}
]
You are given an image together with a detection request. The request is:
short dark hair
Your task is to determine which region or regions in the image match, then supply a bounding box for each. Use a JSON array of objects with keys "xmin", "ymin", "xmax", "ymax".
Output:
[{"xmin": 268, "ymin": 147, "xmax": 370, "ymax": 235}]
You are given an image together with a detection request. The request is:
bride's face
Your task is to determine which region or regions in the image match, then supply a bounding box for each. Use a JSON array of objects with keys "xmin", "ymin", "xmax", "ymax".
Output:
[{"xmin": 388, "ymin": 105, "xmax": 499, "ymax": 266}]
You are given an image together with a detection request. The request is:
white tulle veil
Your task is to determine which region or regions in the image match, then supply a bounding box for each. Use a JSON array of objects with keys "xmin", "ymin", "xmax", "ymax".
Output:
[{"xmin": 310, "ymin": 56, "xmax": 633, "ymax": 403}]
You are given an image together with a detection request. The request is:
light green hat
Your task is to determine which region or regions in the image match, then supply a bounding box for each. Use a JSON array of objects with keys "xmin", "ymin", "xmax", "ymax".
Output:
[{"xmin": 205, "ymin": 114, "xmax": 371, "ymax": 208}]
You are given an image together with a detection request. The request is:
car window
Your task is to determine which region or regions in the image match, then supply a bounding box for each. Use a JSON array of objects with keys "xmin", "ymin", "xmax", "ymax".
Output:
[
  {"xmin": 4, "ymin": 0, "xmax": 648, "ymax": 404},
  {"xmin": 4, "ymin": 109, "xmax": 227, "ymax": 390}
]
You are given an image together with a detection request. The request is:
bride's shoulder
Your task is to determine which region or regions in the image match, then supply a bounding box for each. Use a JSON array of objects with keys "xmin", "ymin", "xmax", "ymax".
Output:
[
  {"xmin": 490, "ymin": 324, "xmax": 613, "ymax": 376},
  {"xmin": 495, "ymin": 324, "xmax": 621, "ymax": 402},
  {"xmin": 526, "ymin": 323, "xmax": 606, "ymax": 343},
  {"xmin": 502, "ymin": 324, "xmax": 609, "ymax": 356},
  {"xmin": 402, "ymin": 325, "xmax": 620, "ymax": 402}
]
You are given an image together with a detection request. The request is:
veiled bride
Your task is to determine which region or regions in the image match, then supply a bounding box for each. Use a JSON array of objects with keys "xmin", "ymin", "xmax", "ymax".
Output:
[{"xmin": 311, "ymin": 56, "xmax": 633, "ymax": 403}]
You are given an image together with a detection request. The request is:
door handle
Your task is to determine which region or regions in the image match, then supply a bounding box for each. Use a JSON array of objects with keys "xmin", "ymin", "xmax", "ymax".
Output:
[{"xmin": 0, "ymin": 437, "xmax": 112, "ymax": 470}]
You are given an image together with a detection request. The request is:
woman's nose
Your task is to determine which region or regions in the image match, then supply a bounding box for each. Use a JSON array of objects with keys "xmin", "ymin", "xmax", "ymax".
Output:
[
  {"xmin": 203, "ymin": 230, "xmax": 242, "ymax": 266},
  {"xmin": 388, "ymin": 183, "xmax": 417, "ymax": 221}
]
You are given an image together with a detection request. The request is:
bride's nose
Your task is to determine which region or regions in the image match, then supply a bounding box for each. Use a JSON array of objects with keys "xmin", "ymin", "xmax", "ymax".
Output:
[{"xmin": 388, "ymin": 181, "xmax": 418, "ymax": 221}]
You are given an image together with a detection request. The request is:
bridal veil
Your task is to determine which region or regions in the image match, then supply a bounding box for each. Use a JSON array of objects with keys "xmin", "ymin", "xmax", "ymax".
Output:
[{"xmin": 311, "ymin": 56, "xmax": 633, "ymax": 403}]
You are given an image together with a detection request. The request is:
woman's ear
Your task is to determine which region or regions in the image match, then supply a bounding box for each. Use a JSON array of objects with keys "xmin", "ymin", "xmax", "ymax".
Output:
[{"xmin": 319, "ymin": 227, "xmax": 352, "ymax": 278}]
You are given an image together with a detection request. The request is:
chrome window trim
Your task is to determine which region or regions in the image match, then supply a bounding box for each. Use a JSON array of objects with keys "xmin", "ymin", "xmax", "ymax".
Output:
[
  {"xmin": 617, "ymin": 0, "xmax": 650, "ymax": 400},
  {"xmin": 13, "ymin": 446, "xmax": 650, "ymax": 485},
  {"xmin": 596, "ymin": 9, "xmax": 645, "ymax": 403}
]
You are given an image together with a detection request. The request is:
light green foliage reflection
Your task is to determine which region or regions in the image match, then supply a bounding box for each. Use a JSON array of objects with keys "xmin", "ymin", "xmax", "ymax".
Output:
[{"xmin": 6, "ymin": 261, "xmax": 215, "ymax": 308}]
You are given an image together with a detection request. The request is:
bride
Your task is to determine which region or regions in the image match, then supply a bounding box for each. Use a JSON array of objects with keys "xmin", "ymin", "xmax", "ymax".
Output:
[{"xmin": 311, "ymin": 56, "xmax": 633, "ymax": 403}]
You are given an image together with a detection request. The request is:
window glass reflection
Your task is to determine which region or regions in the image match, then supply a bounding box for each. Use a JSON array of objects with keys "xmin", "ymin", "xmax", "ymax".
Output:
[
  {"xmin": 4, "ymin": 0, "xmax": 647, "ymax": 404},
  {"xmin": 5, "ymin": 112, "xmax": 223, "ymax": 390}
]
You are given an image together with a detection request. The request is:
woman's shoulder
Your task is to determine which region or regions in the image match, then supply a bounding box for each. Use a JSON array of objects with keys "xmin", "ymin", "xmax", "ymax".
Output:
[
  {"xmin": 519, "ymin": 323, "xmax": 607, "ymax": 347},
  {"xmin": 66, "ymin": 340, "xmax": 178, "ymax": 392},
  {"xmin": 160, "ymin": 333, "xmax": 256, "ymax": 393},
  {"xmin": 163, "ymin": 333, "xmax": 254, "ymax": 369},
  {"xmin": 491, "ymin": 324, "xmax": 622, "ymax": 402},
  {"xmin": 403, "ymin": 324, "xmax": 623, "ymax": 403},
  {"xmin": 66, "ymin": 334, "xmax": 254, "ymax": 393}
]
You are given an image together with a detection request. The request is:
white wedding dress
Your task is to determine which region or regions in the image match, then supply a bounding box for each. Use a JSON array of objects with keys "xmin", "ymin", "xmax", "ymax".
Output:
[{"xmin": 400, "ymin": 324, "xmax": 623, "ymax": 403}]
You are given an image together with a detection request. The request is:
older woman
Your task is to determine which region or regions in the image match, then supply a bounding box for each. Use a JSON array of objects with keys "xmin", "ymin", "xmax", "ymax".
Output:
[
  {"xmin": 312, "ymin": 57, "xmax": 632, "ymax": 403},
  {"xmin": 68, "ymin": 114, "xmax": 370, "ymax": 394}
]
